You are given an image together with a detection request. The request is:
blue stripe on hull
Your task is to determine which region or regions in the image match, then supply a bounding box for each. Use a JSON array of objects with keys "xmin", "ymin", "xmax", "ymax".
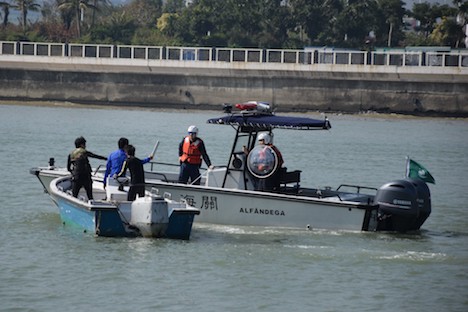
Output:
[
  {"xmin": 54, "ymin": 197, "xmax": 196, "ymax": 239},
  {"xmin": 95, "ymin": 210, "xmax": 130, "ymax": 237},
  {"xmin": 57, "ymin": 198, "xmax": 96, "ymax": 232},
  {"xmin": 166, "ymin": 212, "xmax": 196, "ymax": 240},
  {"xmin": 56, "ymin": 198, "xmax": 128, "ymax": 236}
]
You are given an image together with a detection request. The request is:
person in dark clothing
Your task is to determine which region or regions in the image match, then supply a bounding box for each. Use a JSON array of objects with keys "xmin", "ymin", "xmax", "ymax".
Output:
[
  {"xmin": 117, "ymin": 144, "xmax": 153, "ymax": 201},
  {"xmin": 67, "ymin": 136, "xmax": 107, "ymax": 200},
  {"xmin": 178, "ymin": 125, "xmax": 213, "ymax": 185}
]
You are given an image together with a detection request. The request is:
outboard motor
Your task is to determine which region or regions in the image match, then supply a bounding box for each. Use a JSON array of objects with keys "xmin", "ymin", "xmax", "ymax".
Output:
[
  {"xmin": 406, "ymin": 178, "xmax": 431, "ymax": 230},
  {"xmin": 374, "ymin": 179, "xmax": 419, "ymax": 232}
]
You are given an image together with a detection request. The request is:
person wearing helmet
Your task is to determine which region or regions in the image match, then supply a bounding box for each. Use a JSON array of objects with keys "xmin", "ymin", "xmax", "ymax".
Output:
[
  {"xmin": 178, "ymin": 125, "xmax": 212, "ymax": 185},
  {"xmin": 257, "ymin": 132, "xmax": 272, "ymax": 145},
  {"xmin": 67, "ymin": 136, "xmax": 107, "ymax": 200},
  {"xmin": 255, "ymin": 132, "xmax": 284, "ymax": 191}
]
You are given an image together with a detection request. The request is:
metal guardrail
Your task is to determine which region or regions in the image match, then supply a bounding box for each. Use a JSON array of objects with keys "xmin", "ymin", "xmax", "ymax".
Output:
[{"xmin": 1, "ymin": 41, "xmax": 468, "ymax": 68}]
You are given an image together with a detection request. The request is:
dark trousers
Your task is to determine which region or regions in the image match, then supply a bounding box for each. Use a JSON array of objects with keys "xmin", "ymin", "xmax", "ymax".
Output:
[
  {"xmin": 128, "ymin": 185, "xmax": 145, "ymax": 201},
  {"xmin": 72, "ymin": 178, "xmax": 93, "ymax": 200},
  {"xmin": 253, "ymin": 171, "xmax": 281, "ymax": 192},
  {"xmin": 178, "ymin": 163, "xmax": 201, "ymax": 185}
]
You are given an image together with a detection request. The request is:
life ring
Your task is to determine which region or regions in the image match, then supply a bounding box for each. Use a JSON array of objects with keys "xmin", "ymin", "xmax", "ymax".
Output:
[{"xmin": 246, "ymin": 145, "xmax": 279, "ymax": 179}]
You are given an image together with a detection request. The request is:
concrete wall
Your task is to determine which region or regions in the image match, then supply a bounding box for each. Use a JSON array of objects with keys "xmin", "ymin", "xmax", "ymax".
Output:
[{"xmin": 0, "ymin": 56, "xmax": 467, "ymax": 116}]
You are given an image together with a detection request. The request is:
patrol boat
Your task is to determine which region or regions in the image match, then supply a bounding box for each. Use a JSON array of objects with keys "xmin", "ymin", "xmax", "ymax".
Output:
[
  {"xmin": 31, "ymin": 102, "xmax": 432, "ymax": 232},
  {"xmin": 142, "ymin": 102, "xmax": 432, "ymax": 232}
]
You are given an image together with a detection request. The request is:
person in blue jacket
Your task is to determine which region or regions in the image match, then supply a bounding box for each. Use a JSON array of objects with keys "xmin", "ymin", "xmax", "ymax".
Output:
[{"xmin": 104, "ymin": 137, "xmax": 129, "ymax": 189}]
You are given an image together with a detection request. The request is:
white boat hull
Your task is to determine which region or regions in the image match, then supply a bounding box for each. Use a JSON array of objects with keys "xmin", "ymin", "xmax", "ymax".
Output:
[{"xmin": 147, "ymin": 180, "xmax": 376, "ymax": 231}]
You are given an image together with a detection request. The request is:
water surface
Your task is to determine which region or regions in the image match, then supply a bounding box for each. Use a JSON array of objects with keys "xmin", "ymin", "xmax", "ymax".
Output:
[{"xmin": 1, "ymin": 104, "xmax": 467, "ymax": 311}]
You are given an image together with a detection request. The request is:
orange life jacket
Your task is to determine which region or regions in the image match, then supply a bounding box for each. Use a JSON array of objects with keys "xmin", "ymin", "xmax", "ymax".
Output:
[{"xmin": 180, "ymin": 136, "xmax": 203, "ymax": 165}]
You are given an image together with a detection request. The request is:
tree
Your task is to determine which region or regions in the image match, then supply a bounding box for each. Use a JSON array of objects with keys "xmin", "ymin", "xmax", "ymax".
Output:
[
  {"xmin": 173, "ymin": 0, "xmax": 225, "ymax": 46},
  {"xmin": 89, "ymin": 10, "xmax": 137, "ymax": 44},
  {"xmin": 333, "ymin": 0, "xmax": 380, "ymax": 48},
  {"xmin": 454, "ymin": 0, "xmax": 468, "ymax": 47},
  {"xmin": 0, "ymin": 1, "xmax": 10, "ymax": 27},
  {"xmin": 289, "ymin": 0, "xmax": 332, "ymax": 45},
  {"xmin": 430, "ymin": 16, "xmax": 463, "ymax": 46},
  {"xmin": 411, "ymin": 2, "xmax": 457, "ymax": 38},
  {"xmin": 125, "ymin": 0, "xmax": 162, "ymax": 27},
  {"xmin": 163, "ymin": 0, "xmax": 185, "ymax": 13},
  {"xmin": 377, "ymin": 0, "xmax": 405, "ymax": 47},
  {"xmin": 257, "ymin": 0, "xmax": 294, "ymax": 48},
  {"xmin": 58, "ymin": 0, "xmax": 97, "ymax": 37},
  {"xmin": 13, "ymin": 0, "xmax": 41, "ymax": 32}
]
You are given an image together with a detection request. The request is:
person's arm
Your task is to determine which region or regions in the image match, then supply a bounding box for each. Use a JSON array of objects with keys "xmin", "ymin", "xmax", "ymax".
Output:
[
  {"xmin": 179, "ymin": 138, "xmax": 185, "ymax": 163},
  {"xmin": 199, "ymin": 140, "xmax": 212, "ymax": 167},
  {"xmin": 117, "ymin": 160, "xmax": 128, "ymax": 178},
  {"xmin": 103, "ymin": 153, "xmax": 112, "ymax": 186},
  {"xmin": 86, "ymin": 150, "xmax": 107, "ymax": 161},
  {"xmin": 67, "ymin": 154, "xmax": 72, "ymax": 172},
  {"xmin": 141, "ymin": 156, "xmax": 152, "ymax": 165},
  {"xmin": 178, "ymin": 138, "xmax": 184, "ymax": 157},
  {"xmin": 271, "ymin": 145, "xmax": 284, "ymax": 167}
]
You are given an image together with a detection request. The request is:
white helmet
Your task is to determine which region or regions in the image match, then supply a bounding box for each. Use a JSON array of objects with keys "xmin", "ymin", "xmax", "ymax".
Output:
[
  {"xmin": 187, "ymin": 125, "xmax": 198, "ymax": 134},
  {"xmin": 257, "ymin": 132, "xmax": 272, "ymax": 144}
]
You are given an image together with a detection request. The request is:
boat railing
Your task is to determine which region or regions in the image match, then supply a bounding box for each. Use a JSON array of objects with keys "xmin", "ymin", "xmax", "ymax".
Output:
[
  {"xmin": 93, "ymin": 164, "xmax": 104, "ymax": 176},
  {"xmin": 336, "ymin": 184, "xmax": 378, "ymax": 194},
  {"xmin": 148, "ymin": 161, "xmax": 180, "ymax": 171},
  {"xmin": 147, "ymin": 172, "xmax": 172, "ymax": 183}
]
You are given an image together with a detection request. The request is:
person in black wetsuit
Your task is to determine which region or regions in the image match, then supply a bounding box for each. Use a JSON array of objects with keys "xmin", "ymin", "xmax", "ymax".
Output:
[
  {"xmin": 67, "ymin": 136, "xmax": 107, "ymax": 200},
  {"xmin": 117, "ymin": 144, "xmax": 153, "ymax": 201}
]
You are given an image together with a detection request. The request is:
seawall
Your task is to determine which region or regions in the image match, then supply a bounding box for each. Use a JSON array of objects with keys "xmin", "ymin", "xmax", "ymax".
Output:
[{"xmin": 1, "ymin": 54, "xmax": 467, "ymax": 116}]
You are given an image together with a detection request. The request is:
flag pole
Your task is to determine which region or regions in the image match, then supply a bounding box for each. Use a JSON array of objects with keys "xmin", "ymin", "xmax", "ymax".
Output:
[{"xmin": 405, "ymin": 156, "xmax": 409, "ymax": 178}]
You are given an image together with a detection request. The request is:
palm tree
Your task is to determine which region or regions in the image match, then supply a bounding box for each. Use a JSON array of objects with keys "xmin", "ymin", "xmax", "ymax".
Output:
[
  {"xmin": 378, "ymin": 0, "xmax": 405, "ymax": 47},
  {"xmin": 453, "ymin": 0, "xmax": 468, "ymax": 47},
  {"xmin": 90, "ymin": 0, "xmax": 109, "ymax": 27},
  {"xmin": 58, "ymin": 0, "xmax": 97, "ymax": 37},
  {"xmin": 13, "ymin": 0, "xmax": 41, "ymax": 32},
  {"xmin": 0, "ymin": 1, "xmax": 11, "ymax": 28}
]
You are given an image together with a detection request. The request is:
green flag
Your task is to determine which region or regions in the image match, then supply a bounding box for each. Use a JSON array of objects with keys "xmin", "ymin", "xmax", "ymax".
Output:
[{"xmin": 406, "ymin": 158, "xmax": 435, "ymax": 184}]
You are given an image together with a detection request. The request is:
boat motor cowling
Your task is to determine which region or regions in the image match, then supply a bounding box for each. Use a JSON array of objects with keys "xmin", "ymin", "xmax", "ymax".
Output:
[
  {"xmin": 407, "ymin": 178, "xmax": 431, "ymax": 229},
  {"xmin": 374, "ymin": 179, "xmax": 420, "ymax": 232}
]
